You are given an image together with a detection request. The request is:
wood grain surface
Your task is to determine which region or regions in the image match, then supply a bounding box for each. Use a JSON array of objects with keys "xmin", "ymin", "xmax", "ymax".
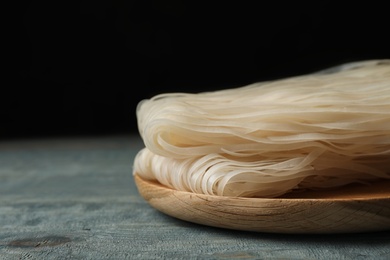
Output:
[
  {"xmin": 134, "ymin": 174, "xmax": 390, "ymax": 234},
  {"xmin": 1, "ymin": 136, "xmax": 390, "ymax": 259}
]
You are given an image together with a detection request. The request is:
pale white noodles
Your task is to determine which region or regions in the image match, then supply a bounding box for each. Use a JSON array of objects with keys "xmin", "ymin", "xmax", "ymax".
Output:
[{"xmin": 133, "ymin": 60, "xmax": 390, "ymax": 197}]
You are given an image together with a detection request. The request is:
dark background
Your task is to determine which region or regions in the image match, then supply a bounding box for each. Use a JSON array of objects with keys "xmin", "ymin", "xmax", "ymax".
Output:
[{"xmin": 5, "ymin": 1, "xmax": 390, "ymax": 140}]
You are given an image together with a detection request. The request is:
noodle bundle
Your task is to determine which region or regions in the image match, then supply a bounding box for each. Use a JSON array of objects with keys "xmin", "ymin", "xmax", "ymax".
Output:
[{"xmin": 133, "ymin": 60, "xmax": 390, "ymax": 197}]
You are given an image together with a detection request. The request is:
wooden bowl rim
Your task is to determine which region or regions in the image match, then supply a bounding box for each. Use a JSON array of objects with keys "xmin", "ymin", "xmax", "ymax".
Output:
[
  {"xmin": 134, "ymin": 174, "xmax": 390, "ymax": 202},
  {"xmin": 134, "ymin": 174, "xmax": 390, "ymax": 234}
]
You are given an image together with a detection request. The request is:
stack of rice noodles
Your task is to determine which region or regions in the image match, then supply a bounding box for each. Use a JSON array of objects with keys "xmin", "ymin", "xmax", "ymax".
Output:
[{"xmin": 133, "ymin": 60, "xmax": 390, "ymax": 198}]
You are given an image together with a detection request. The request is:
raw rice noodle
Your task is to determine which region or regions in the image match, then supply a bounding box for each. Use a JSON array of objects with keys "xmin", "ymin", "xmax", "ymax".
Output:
[{"xmin": 133, "ymin": 59, "xmax": 390, "ymax": 197}]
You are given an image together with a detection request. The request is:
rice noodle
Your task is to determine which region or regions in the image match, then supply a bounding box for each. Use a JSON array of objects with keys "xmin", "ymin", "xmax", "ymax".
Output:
[{"xmin": 133, "ymin": 59, "xmax": 390, "ymax": 197}]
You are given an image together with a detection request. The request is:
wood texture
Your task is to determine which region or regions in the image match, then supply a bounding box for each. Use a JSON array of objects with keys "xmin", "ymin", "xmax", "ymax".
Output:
[
  {"xmin": 134, "ymin": 174, "xmax": 390, "ymax": 234},
  {"xmin": 1, "ymin": 136, "xmax": 390, "ymax": 259}
]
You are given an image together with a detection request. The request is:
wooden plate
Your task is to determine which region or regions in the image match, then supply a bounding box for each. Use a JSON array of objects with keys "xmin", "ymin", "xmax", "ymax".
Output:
[{"xmin": 134, "ymin": 174, "xmax": 390, "ymax": 234}]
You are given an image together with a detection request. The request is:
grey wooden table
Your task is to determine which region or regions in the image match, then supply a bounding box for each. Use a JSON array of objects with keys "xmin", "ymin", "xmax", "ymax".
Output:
[{"xmin": 0, "ymin": 135, "xmax": 389, "ymax": 259}]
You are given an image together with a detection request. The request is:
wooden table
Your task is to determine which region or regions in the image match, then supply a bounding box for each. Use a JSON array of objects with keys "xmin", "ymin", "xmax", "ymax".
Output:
[{"xmin": 1, "ymin": 135, "xmax": 389, "ymax": 259}]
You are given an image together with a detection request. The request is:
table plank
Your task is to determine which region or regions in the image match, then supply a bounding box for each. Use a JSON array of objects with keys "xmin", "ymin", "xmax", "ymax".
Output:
[{"xmin": 1, "ymin": 135, "xmax": 389, "ymax": 259}]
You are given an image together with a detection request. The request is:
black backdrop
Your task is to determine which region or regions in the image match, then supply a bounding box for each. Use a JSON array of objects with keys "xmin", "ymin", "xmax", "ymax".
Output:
[{"xmin": 5, "ymin": 1, "xmax": 390, "ymax": 139}]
